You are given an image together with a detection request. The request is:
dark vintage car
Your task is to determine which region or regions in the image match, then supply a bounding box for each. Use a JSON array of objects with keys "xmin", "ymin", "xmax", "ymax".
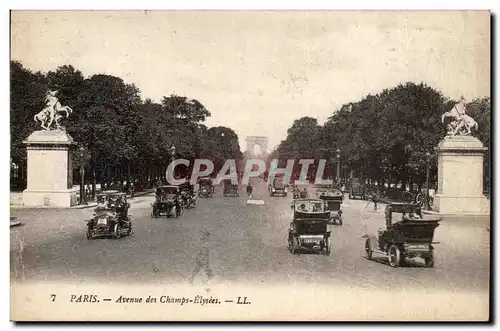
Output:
[
  {"xmin": 87, "ymin": 192, "xmax": 131, "ymax": 239},
  {"xmin": 317, "ymin": 189, "xmax": 344, "ymax": 225},
  {"xmin": 223, "ymin": 179, "xmax": 239, "ymax": 197},
  {"xmin": 349, "ymin": 177, "xmax": 366, "ymax": 200},
  {"xmin": 288, "ymin": 199, "xmax": 331, "ymax": 255},
  {"xmin": 151, "ymin": 185, "xmax": 182, "ymax": 218},
  {"xmin": 179, "ymin": 183, "xmax": 197, "ymax": 208},
  {"xmin": 269, "ymin": 176, "xmax": 288, "ymax": 197},
  {"xmin": 364, "ymin": 203, "xmax": 441, "ymax": 268},
  {"xmin": 198, "ymin": 177, "xmax": 214, "ymax": 198}
]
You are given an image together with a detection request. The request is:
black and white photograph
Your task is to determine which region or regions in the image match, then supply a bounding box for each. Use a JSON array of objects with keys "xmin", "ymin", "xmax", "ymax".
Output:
[{"xmin": 8, "ymin": 9, "xmax": 491, "ymax": 321}]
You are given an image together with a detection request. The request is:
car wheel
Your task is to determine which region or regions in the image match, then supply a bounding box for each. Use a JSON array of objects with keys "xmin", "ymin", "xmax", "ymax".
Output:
[
  {"xmin": 323, "ymin": 239, "xmax": 331, "ymax": 256},
  {"xmin": 365, "ymin": 239, "xmax": 372, "ymax": 260},
  {"xmin": 114, "ymin": 223, "xmax": 121, "ymax": 239},
  {"xmin": 388, "ymin": 245, "xmax": 401, "ymax": 267},
  {"xmin": 290, "ymin": 236, "xmax": 297, "ymax": 255},
  {"xmin": 287, "ymin": 234, "xmax": 293, "ymax": 252},
  {"xmin": 424, "ymin": 254, "xmax": 434, "ymax": 268},
  {"xmin": 86, "ymin": 224, "xmax": 93, "ymax": 240}
]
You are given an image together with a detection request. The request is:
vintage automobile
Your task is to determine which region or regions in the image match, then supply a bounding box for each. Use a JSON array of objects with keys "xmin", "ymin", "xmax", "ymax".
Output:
[
  {"xmin": 179, "ymin": 183, "xmax": 197, "ymax": 208},
  {"xmin": 151, "ymin": 185, "xmax": 182, "ymax": 218},
  {"xmin": 87, "ymin": 192, "xmax": 131, "ymax": 239},
  {"xmin": 299, "ymin": 188, "xmax": 308, "ymax": 199},
  {"xmin": 349, "ymin": 177, "xmax": 366, "ymax": 200},
  {"xmin": 197, "ymin": 177, "xmax": 214, "ymax": 198},
  {"xmin": 269, "ymin": 176, "xmax": 288, "ymax": 197},
  {"xmin": 364, "ymin": 203, "xmax": 441, "ymax": 268},
  {"xmin": 288, "ymin": 199, "xmax": 331, "ymax": 255},
  {"xmin": 317, "ymin": 189, "xmax": 344, "ymax": 225},
  {"xmin": 292, "ymin": 186, "xmax": 301, "ymax": 199},
  {"xmin": 223, "ymin": 179, "xmax": 239, "ymax": 197}
]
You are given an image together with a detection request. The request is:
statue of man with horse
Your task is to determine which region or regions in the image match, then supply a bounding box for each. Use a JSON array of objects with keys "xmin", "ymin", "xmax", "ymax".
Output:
[
  {"xmin": 441, "ymin": 99, "xmax": 478, "ymax": 136},
  {"xmin": 33, "ymin": 89, "xmax": 73, "ymax": 131}
]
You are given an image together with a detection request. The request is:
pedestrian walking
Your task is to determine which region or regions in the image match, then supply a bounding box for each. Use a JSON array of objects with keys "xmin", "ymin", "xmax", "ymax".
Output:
[
  {"xmin": 246, "ymin": 183, "xmax": 253, "ymax": 199},
  {"xmin": 371, "ymin": 190, "xmax": 380, "ymax": 211},
  {"xmin": 189, "ymin": 231, "xmax": 213, "ymax": 284}
]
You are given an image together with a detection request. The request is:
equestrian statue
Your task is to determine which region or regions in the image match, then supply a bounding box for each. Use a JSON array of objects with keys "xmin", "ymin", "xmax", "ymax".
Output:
[
  {"xmin": 33, "ymin": 90, "xmax": 73, "ymax": 131},
  {"xmin": 441, "ymin": 100, "xmax": 478, "ymax": 136}
]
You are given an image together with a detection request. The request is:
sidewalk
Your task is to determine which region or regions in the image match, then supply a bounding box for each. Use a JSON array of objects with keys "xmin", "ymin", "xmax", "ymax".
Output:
[{"xmin": 10, "ymin": 189, "xmax": 154, "ymax": 209}]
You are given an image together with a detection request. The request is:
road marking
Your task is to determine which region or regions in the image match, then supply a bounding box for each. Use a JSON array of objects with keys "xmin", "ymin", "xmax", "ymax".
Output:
[{"xmin": 247, "ymin": 200, "xmax": 265, "ymax": 205}]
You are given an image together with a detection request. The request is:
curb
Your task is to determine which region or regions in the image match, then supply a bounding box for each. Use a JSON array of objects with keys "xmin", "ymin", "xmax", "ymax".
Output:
[
  {"xmin": 72, "ymin": 203, "xmax": 98, "ymax": 210},
  {"xmin": 72, "ymin": 190, "xmax": 154, "ymax": 209}
]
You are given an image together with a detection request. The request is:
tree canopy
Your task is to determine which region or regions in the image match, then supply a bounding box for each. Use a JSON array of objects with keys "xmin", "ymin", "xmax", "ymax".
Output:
[
  {"xmin": 10, "ymin": 61, "xmax": 243, "ymax": 189},
  {"xmin": 272, "ymin": 82, "xmax": 491, "ymax": 190}
]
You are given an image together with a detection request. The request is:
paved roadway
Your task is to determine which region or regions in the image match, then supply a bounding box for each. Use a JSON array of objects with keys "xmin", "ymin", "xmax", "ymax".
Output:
[{"xmin": 11, "ymin": 179, "xmax": 490, "ymax": 293}]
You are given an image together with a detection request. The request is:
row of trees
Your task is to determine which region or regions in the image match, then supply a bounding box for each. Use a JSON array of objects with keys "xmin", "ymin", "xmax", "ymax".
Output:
[
  {"xmin": 271, "ymin": 82, "xmax": 491, "ymax": 192},
  {"xmin": 11, "ymin": 61, "xmax": 243, "ymax": 192}
]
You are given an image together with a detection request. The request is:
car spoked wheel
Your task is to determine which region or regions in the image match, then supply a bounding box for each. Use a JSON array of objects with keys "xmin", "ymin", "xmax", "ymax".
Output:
[
  {"xmin": 322, "ymin": 239, "xmax": 331, "ymax": 256},
  {"xmin": 86, "ymin": 224, "xmax": 93, "ymax": 240},
  {"xmin": 365, "ymin": 239, "xmax": 372, "ymax": 260},
  {"xmin": 424, "ymin": 253, "xmax": 434, "ymax": 268},
  {"xmin": 290, "ymin": 237, "xmax": 298, "ymax": 255},
  {"xmin": 388, "ymin": 245, "xmax": 401, "ymax": 267},
  {"xmin": 114, "ymin": 223, "xmax": 122, "ymax": 239}
]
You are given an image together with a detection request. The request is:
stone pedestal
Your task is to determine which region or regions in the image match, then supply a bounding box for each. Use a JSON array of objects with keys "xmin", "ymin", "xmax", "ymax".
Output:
[
  {"xmin": 22, "ymin": 130, "xmax": 78, "ymax": 207},
  {"xmin": 433, "ymin": 136, "xmax": 490, "ymax": 215}
]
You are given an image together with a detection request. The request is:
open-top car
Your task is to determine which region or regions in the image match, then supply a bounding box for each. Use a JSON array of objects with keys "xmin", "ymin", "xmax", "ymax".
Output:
[
  {"xmin": 223, "ymin": 179, "xmax": 239, "ymax": 197},
  {"xmin": 198, "ymin": 177, "xmax": 214, "ymax": 198},
  {"xmin": 318, "ymin": 189, "xmax": 344, "ymax": 225},
  {"xmin": 364, "ymin": 203, "xmax": 442, "ymax": 268},
  {"xmin": 151, "ymin": 185, "xmax": 182, "ymax": 218},
  {"xmin": 87, "ymin": 192, "xmax": 131, "ymax": 239},
  {"xmin": 288, "ymin": 199, "xmax": 331, "ymax": 255}
]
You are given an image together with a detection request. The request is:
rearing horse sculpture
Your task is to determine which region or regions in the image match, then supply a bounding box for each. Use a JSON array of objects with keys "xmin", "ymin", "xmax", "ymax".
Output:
[
  {"xmin": 441, "ymin": 101, "xmax": 478, "ymax": 136},
  {"xmin": 33, "ymin": 90, "xmax": 73, "ymax": 130}
]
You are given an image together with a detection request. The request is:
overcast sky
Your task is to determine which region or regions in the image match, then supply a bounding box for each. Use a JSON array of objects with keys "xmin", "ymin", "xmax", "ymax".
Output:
[{"xmin": 11, "ymin": 11, "xmax": 490, "ymax": 151}]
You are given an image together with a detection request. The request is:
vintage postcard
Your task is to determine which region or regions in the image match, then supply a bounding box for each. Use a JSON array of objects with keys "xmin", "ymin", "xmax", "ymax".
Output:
[{"xmin": 9, "ymin": 10, "xmax": 491, "ymax": 321}]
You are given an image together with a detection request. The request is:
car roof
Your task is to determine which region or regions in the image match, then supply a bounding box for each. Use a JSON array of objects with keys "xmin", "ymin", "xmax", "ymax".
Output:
[{"xmin": 293, "ymin": 198, "xmax": 323, "ymax": 203}]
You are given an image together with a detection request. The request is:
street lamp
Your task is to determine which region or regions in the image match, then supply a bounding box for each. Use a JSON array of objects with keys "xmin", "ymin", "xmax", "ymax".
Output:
[
  {"xmin": 170, "ymin": 145, "xmax": 176, "ymax": 160},
  {"xmin": 425, "ymin": 152, "xmax": 431, "ymax": 210},
  {"xmin": 169, "ymin": 145, "xmax": 176, "ymax": 179},
  {"xmin": 79, "ymin": 146, "xmax": 86, "ymax": 205},
  {"xmin": 336, "ymin": 148, "xmax": 341, "ymax": 183}
]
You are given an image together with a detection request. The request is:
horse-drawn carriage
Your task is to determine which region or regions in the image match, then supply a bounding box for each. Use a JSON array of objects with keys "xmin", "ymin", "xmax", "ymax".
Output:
[
  {"xmin": 151, "ymin": 185, "xmax": 182, "ymax": 218},
  {"xmin": 86, "ymin": 191, "xmax": 132, "ymax": 239},
  {"xmin": 288, "ymin": 199, "xmax": 331, "ymax": 255},
  {"xmin": 364, "ymin": 203, "xmax": 441, "ymax": 267}
]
